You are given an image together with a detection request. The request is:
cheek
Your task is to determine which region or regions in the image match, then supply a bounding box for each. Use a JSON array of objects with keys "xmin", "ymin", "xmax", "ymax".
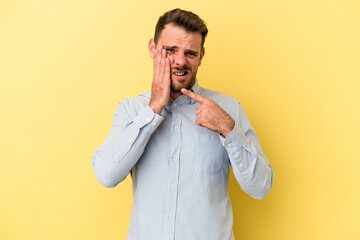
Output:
[
  {"xmin": 189, "ymin": 60, "xmax": 200, "ymax": 71},
  {"xmin": 168, "ymin": 55, "xmax": 175, "ymax": 63}
]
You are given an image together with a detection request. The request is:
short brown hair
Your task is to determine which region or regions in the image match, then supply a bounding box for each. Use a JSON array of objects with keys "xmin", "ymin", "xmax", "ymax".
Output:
[{"xmin": 154, "ymin": 8, "xmax": 208, "ymax": 49}]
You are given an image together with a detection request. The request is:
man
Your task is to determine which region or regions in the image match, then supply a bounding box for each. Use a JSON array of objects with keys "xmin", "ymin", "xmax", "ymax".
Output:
[{"xmin": 92, "ymin": 8, "xmax": 273, "ymax": 240}]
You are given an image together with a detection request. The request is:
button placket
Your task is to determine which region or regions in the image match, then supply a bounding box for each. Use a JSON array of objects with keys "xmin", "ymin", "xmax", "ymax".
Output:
[{"xmin": 164, "ymin": 102, "xmax": 182, "ymax": 238}]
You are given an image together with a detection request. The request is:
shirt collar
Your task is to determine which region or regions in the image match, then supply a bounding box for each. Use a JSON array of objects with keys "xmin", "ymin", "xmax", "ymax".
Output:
[
  {"xmin": 171, "ymin": 78, "xmax": 202, "ymax": 105},
  {"xmin": 141, "ymin": 79, "xmax": 202, "ymax": 106}
]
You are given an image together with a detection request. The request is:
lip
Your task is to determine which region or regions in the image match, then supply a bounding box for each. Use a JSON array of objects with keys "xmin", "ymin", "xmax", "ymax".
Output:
[
  {"xmin": 172, "ymin": 68, "xmax": 189, "ymax": 75},
  {"xmin": 172, "ymin": 71, "xmax": 189, "ymax": 80},
  {"xmin": 172, "ymin": 73, "xmax": 188, "ymax": 81}
]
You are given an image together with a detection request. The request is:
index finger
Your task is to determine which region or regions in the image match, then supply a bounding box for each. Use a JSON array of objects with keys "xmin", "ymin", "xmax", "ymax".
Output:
[{"xmin": 181, "ymin": 88, "xmax": 207, "ymax": 103}]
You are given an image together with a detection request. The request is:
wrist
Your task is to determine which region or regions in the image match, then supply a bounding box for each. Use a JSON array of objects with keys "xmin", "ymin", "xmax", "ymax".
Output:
[
  {"xmin": 148, "ymin": 102, "xmax": 164, "ymax": 115},
  {"xmin": 220, "ymin": 118, "xmax": 235, "ymax": 138}
]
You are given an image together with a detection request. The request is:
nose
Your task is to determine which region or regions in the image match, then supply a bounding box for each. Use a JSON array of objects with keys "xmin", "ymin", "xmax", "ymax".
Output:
[{"xmin": 171, "ymin": 53, "xmax": 187, "ymax": 68}]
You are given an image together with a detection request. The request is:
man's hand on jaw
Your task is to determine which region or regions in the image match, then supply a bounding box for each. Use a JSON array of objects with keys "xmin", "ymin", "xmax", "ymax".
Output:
[
  {"xmin": 147, "ymin": 44, "xmax": 235, "ymax": 137},
  {"xmin": 148, "ymin": 45, "xmax": 171, "ymax": 115},
  {"xmin": 181, "ymin": 88, "xmax": 235, "ymax": 138}
]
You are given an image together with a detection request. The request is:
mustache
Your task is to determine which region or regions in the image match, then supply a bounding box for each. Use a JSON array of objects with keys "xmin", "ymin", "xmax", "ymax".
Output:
[{"xmin": 171, "ymin": 66, "xmax": 190, "ymax": 71}]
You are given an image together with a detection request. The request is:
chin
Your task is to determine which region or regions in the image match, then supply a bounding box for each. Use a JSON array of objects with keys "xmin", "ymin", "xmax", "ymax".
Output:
[{"xmin": 171, "ymin": 77, "xmax": 195, "ymax": 92}]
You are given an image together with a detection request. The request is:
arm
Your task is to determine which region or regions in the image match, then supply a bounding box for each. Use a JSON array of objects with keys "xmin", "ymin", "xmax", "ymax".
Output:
[
  {"xmin": 181, "ymin": 89, "xmax": 273, "ymax": 199},
  {"xmin": 92, "ymin": 44, "xmax": 171, "ymax": 188},
  {"xmin": 92, "ymin": 102, "xmax": 163, "ymax": 188},
  {"xmin": 220, "ymin": 102, "xmax": 273, "ymax": 200}
]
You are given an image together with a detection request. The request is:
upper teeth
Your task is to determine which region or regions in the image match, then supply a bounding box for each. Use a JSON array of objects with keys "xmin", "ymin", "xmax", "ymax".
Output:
[{"xmin": 174, "ymin": 72, "xmax": 185, "ymax": 76}]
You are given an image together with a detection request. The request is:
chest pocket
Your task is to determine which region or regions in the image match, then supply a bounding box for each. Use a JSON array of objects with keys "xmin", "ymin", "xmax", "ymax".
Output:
[{"xmin": 181, "ymin": 128, "xmax": 226, "ymax": 174}]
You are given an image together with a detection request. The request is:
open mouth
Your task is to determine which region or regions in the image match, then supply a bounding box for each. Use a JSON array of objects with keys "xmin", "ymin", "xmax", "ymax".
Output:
[{"xmin": 173, "ymin": 71, "xmax": 188, "ymax": 76}]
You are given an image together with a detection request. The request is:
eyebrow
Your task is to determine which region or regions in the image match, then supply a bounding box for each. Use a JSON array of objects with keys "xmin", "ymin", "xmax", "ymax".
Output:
[
  {"xmin": 163, "ymin": 45, "xmax": 199, "ymax": 55},
  {"xmin": 163, "ymin": 45, "xmax": 178, "ymax": 49}
]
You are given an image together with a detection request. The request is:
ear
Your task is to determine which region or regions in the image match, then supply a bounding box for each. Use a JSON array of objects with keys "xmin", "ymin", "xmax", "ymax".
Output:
[
  {"xmin": 198, "ymin": 47, "xmax": 205, "ymax": 66},
  {"xmin": 149, "ymin": 38, "xmax": 156, "ymax": 59}
]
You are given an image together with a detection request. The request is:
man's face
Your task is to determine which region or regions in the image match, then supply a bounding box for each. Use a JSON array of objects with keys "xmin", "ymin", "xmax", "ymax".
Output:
[{"xmin": 150, "ymin": 24, "xmax": 205, "ymax": 92}]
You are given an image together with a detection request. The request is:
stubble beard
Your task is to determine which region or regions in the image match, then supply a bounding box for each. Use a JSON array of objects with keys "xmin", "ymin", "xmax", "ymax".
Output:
[{"xmin": 170, "ymin": 69, "xmax": 198, "ymax": 93}]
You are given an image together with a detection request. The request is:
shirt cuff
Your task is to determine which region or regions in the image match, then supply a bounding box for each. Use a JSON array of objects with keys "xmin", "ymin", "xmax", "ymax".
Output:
[
  {"xmin": 219, "ymin": 121, "xmax": 253, "ymax": 180},
  {"xmin": 219, "ymin": 121, "xmax": 247, "ymax": 148},
  {"xmin": 133, "ymin": 106, "xmax": 164, "ymax": 129}
]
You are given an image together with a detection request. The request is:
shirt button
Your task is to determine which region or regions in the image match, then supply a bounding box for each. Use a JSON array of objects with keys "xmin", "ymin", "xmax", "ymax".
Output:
[
  {"xmin": 173, "ymin": 103, "xmax": 177, "ymax": 107},
  {"xmin": 152, "ymin": 122, "xmax": 157, "ymax": 126},
  {"xmin": 172, "ymin": 154, "xmax": 177, "ymax": 158},
  {"xmin": 128, "ymin": 139, "xmax": 133, "ymax": 143},
  {"xmin": 168, "ymin": 214, "xmax": 172, "ymax": 219},
  {"xmin": 170, "ymin": 184, "xmax": 175, "ymax": 188},
  {"xmin": 239, "ymin": 163, "xmax": 243, "ymax": 168},
  {"xmin": 145, "ymin": 118, "xmax": 150, "ymax": 122},
  {"xmin": 227, "ymin": 143, "xmax": 232, "ymax": 147},
  {"xmin": 222, "ymin": 142, "xmax": 225, "ymax": 146},
  {"xmin": 174, "ymin": 126, "xmax": 179, "ymax": 130}
]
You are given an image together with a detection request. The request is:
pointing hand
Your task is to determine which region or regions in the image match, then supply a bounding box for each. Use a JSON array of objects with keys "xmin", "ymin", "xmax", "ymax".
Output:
[{"xmin": 181, "ymin": 88, "xmax": 235, "ymax": 137}]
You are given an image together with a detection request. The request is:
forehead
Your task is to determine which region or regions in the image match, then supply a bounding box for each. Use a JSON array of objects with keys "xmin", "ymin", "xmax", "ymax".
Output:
[{"xmin": 158, "ymin": 24, "xmax": 202, "ymax": 51}]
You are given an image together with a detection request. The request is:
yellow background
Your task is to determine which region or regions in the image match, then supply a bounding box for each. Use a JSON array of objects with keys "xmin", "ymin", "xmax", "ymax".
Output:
[{"xmin": 1, "ymin": 0, "xmax": 359, "ymax": 239}]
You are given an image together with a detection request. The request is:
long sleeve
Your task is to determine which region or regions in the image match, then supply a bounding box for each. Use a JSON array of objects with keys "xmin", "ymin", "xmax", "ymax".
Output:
[
  {"xmin": 92, "ymin": 99, "xmax": 164, "ymax": 188},
  {"xmin": 95, "ymin": 82, "xmax": 273, "ymax": 239},
  {"xmin": 220, "ymin": 102, "xmax": 273, "ymax": 200}
]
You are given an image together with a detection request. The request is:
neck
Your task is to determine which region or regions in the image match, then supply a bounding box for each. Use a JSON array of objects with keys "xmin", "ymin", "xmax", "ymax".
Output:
[{"xmin": 170, "ymin": 91, "xmax": 182, "ymax": 100}]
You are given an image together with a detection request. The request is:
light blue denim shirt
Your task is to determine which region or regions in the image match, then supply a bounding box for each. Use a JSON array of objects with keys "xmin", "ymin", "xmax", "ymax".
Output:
[{"xmin": 92, "ymin": 80, "xmax": 273, "ymax": 240}]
